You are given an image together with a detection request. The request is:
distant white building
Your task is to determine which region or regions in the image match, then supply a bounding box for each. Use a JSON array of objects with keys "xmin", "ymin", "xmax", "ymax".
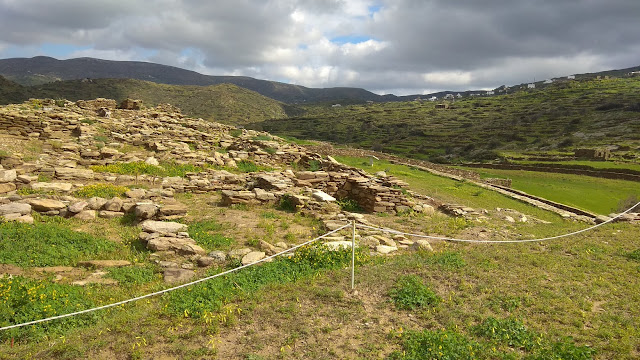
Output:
[
  {"xmin": 456, "ymin": 93, "xmax": 462, "ymax": 98},
  {"xmin": 331, "ymin": 104, "xmax": 342, "ymax": 108},
  {"xmin": 444, "ymin": 94, "xmax": 454, "ymax": 99},
  {"xmin": 486, "ymin": 90, "xmax": 494, "ymax": 95},
  {"xmin": 544, "ymin": 79, "xmax": 553, "ymax": 84},
  {"xmin": 567, "ymin": 75, "xmax": 576, "ymax": 80},
  {"xmin": 428, "ymin": 96, "xmax": 437, "ymax": 101},
  {"xmin": 527, "ymin": 83, "xmax": 536, "ymax": 89}
]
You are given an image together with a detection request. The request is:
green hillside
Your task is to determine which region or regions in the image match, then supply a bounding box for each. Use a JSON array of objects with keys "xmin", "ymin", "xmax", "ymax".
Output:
[
  {"xmin": 32, "ymin": 79, "xmax": 288, "ymax": 125},
  {"xmin": 0, "ymin": 75, "xmax": 29, "ymax": 104},
  {"xmin": 0, "ymin": 77, "xmax": 288, "ymax": 125},
  {"xmin": 250, "ymin": 77, "xmax": 640, "ymax": 162}
]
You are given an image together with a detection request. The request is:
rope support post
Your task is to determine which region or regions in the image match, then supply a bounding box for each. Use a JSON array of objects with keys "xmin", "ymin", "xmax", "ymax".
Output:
[{"xmin": 351, "ymin": 220, "xmax": 356, "ymax": 290}]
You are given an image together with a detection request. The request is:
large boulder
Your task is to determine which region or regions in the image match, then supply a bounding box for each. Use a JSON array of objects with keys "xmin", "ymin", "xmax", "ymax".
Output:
[
  {"xmin": 103, "ymin": 197, "xmax": 124, "ymax": 212},
  {"xmin": 241, "ymin": 251, "xmax": 266, "ymax": 265},
  {"xmin": 163, "ymin": 268, "xmax": 195, "ymax": 284},
  {"xmin": 135, "ymin": 203, "xmax": 158, "ymax": 220}
]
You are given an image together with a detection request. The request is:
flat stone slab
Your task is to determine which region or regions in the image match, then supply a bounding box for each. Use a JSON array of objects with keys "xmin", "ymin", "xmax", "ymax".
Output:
[
  {"xmin": 312, "ymin": 190, "xmax": 336, "ymax": 202},
  {"xmin": 28, "ymin": 199, "xmax": 67, "ymax": 211},
  {"xmin": 141, "ymin": 220, "xmax": 188, "ymax": 234},
  {"xmin": 376, "ymin": 245, "xmax": 398, "ymax": 254},
  {"xmin": 77, "ymin": 260, "xmax": 132, "ymax": 268},
  {"xmin": 0, "ymin": 202, "xmax": 31, "ymax": 216}
]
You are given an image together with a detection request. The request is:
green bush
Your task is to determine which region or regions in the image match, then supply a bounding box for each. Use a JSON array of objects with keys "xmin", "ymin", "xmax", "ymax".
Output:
[
  {"xmin": 525, "ymin": 338, "xmax": 595, "ymax": 360},
  {"xmin": 73, "ymin": 184, "xmax": 129, "ymax": 198},
  {"xmin": 388, "ymin": 329, "xmax": 484, "ymax": 360},
  {"xmin": 0, "ymin": 276, "xmax": 96, "ymax": 341},
  {"xmin": 389, "ymin": 275, "xmax": 440, "ymax": 310},
  {"xmin": 336, "ymin": 198, "xmax": 364, "ymax": 213},
  {"xmin": 0, "ymin": 222, "xmax": 118, "ymax": 267},
  {"xmin": 626, "ymin": 249, "xmax": 640, "ymax": 261},
  {"xmin": 277, "ymin": 195, "xmax": 297, "ymax": 212},
  {"xmin": 472, "ymin": 317, "xmax": 539, "ymax": 351}
]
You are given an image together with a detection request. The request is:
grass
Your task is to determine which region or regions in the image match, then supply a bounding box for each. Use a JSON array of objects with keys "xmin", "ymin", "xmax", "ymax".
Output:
[
  {"xmin": 73, "ymin": 184, "xmax": 129, "ymax": 198},
  {"xmin": 463, "ymin": 167, "xmax": 640, "ymax": 214},
  {"xmin": 251, "ymin": 77, "xmax": 640, "ymax": 163},
  {"xmin": 165, "ymin": 244, "xmax": 369, "ymax": 319},
  {"xmin": 508, "ymin": 159, "xmax": 640, "ymax": 172},
  {"xmin": 0, "ymin": 221, "xmax": 119, "ymax": 267},
  {"xmin": 189, "ymin": 219, "xmax": 235, "ymax": 250},
  {"xmin": 388, "ymin": 275, "xmax": 441, "ymax": 310},
  {"xmin": 0, "ymin": 276, "xmax": 97, "ymax": 341},
  {"xmin": 91, "ymin": 161, "xmax": 213, "ymax": 178}
]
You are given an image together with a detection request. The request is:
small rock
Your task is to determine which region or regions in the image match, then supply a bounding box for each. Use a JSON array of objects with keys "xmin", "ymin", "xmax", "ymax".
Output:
[
  {"xmin": 126, "ymin": 188, "xmax": 147, "ymax": 198},
  {"xmin": 312, "ymin": 190, "xmax": 336, "ymax": 202},
  {"xmin": 208, "ymin": 251, "xmax": 227, "ymax": 262},
  {"xmin": 103, "ymin": 197, "xmax": 124, "ymax": 212},
  {"xmin": 68, "ymin": 201, "xmax": 88, "ymax": 213},
  {"xmin": 98, "ymin": 210, "xmax": 124, "ymax": 218},
  {"xmin": 504, "ymin": 215, "xmax": 516, "ymax": 223},
  {"xmin": 411, "ymin": 240, "xmax": 433, "ymax": 252},
  {"xmin": 228, "ymin": 248, "xmax": 252, "ymax": 260},
  {"xmin": 376, "ymin": 245, "xmax": 398, "ymax": 254},
  {"xmin": 0, "ymin": 183, "xmax": 16, "ymax": 194},
  {"xmin": 0, "ymin": 169, "xmax": 17, "ymax": 183},
  {"xmin": 135, "ymin": 203, "xmax": 158, "ymax": 220},
  {"xmin": 145, "ymin": 157, "xmax": 160, "ymax": 166},
  {"xmin": 241, "ymin": 251, "xmax": 266, "ymax": 265},
  {"xmin": 197, "ymin": 256, "xmax": 214, "ymax": 267},
  {"xmin": 163, "ymin": 268, "xmax": 196, "ymax": 284},
  {"xmin": 74, "ymin": 210, "xmax": 96, "ymax": 220},
  {"xmin": 87, "ymin": 197, "xmax": 108, "ymax": 210}
]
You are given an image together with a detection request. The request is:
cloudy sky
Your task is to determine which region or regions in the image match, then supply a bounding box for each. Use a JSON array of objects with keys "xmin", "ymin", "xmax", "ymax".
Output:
[{"xmin": 1, "ymin": 0, "xmax": 639, "ymax": 95}]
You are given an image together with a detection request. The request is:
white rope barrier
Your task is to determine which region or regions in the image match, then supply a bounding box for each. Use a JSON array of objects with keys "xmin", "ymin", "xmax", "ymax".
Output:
[
  {"xmin": 0, "ymin": 224, "xmax": 351, "ymax": 332},
  {"xmin": 357, "ymin": 201, "xmax": 640, "ymax": 244}
]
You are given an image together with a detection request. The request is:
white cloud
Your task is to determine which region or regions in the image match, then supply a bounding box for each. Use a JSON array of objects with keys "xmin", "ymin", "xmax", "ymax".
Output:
[{"xmin": 1, "ymin": 0, "xmax": 639, "ymax": 95}]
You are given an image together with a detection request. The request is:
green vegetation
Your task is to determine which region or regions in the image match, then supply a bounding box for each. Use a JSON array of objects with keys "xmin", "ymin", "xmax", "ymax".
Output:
[
  {"xmin": 0, "ymin": 277, "xmax": 96, "ymax": 341},
  {"xmin": 388, "ymin": 329, "xmax": 484, "ymax": 360},
  {"xmin": 188, "ymin": 219, "xmax": 234, "ymax": 250},
  {"xmin": 0, "ymin": 222, "xmax": 118, "ymax": 267},
  {"xmin": 91, "ymin": 161, "xmax": 212, "ymax": 177},
  {"xmin": 336, "ymin": 198, "xmax": 364, "ymax": 213},
  {"xmin": 235, "ymin": 160, "xmax": 272, "ymax": 173},
  {"xmin": 73, "ymin": 184, "xmax": 129, "ymax": 198},
  {"xmin": 464, "ymin": 167, "xmax": 640, "ymax": 214},
  {"xmin": 29, "ymin": 79, "xmax": 288, "ymax": 126},
  {"xmin": 251, "ymin": 77, "xmax": 640, "ymax": 163},
  {"xmin": 388, "ymin": 275, "xmax": 441, "ymax": 310},
  {"xmin": 166, "ymin": 244, "xmax": 369, "ymax": 319},
  {"xmin": 105, "ymin": 265, "xmax": 158, "ymax": 286}
]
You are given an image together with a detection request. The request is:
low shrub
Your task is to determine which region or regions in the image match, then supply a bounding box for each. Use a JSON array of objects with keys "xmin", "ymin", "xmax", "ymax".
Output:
[
  {"xmin": 472, "ymin": 317, "xmax": 539, "ymax": 351},
  {"xmin": 388, "ymin": 275, "xmax": 441, "ymax": 310},
  {"xmin": 388, "ymin": 329, "xmax": 484, "ymax": 360},
  {"xmin": 336, "ymin": 198, "xmax": 364, "ymax": 213}
]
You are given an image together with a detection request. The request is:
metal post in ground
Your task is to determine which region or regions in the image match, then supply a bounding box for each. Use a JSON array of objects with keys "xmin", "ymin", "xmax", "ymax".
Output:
[{"xmin": 351, "ymin": 220, "xmax": 356, "ymax": 290}]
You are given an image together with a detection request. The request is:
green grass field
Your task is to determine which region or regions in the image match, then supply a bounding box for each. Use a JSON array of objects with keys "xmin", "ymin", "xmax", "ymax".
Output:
[
  {"xmin": 461, "ymin": 167, "xmax": 640, "ymax": 214},
  {"xmin": 508, "ymin": 159, "xmax": 640, "ymax": 172}
]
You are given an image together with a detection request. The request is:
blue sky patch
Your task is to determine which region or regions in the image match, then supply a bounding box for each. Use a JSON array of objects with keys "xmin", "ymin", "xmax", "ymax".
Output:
[{"xmin": 330, "ymin": 35, "xmax": 373, "ymax": 45}]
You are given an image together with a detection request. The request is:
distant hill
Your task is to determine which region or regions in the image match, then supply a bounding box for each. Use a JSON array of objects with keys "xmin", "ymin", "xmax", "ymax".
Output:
[
  {"xmin": 249, "ymin": 77, "xmax": 640, "ymax": 162},
  {"xmin": 0, "ymin": 56, "xmax": 385, "ymax": 104},
  {"xmin": 0, "ymin": 75, "xmax": 28, "ymax": 104},
  {"xmin": 0, "ymin": 77, "xmax": 288, "ymax": 125}
]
